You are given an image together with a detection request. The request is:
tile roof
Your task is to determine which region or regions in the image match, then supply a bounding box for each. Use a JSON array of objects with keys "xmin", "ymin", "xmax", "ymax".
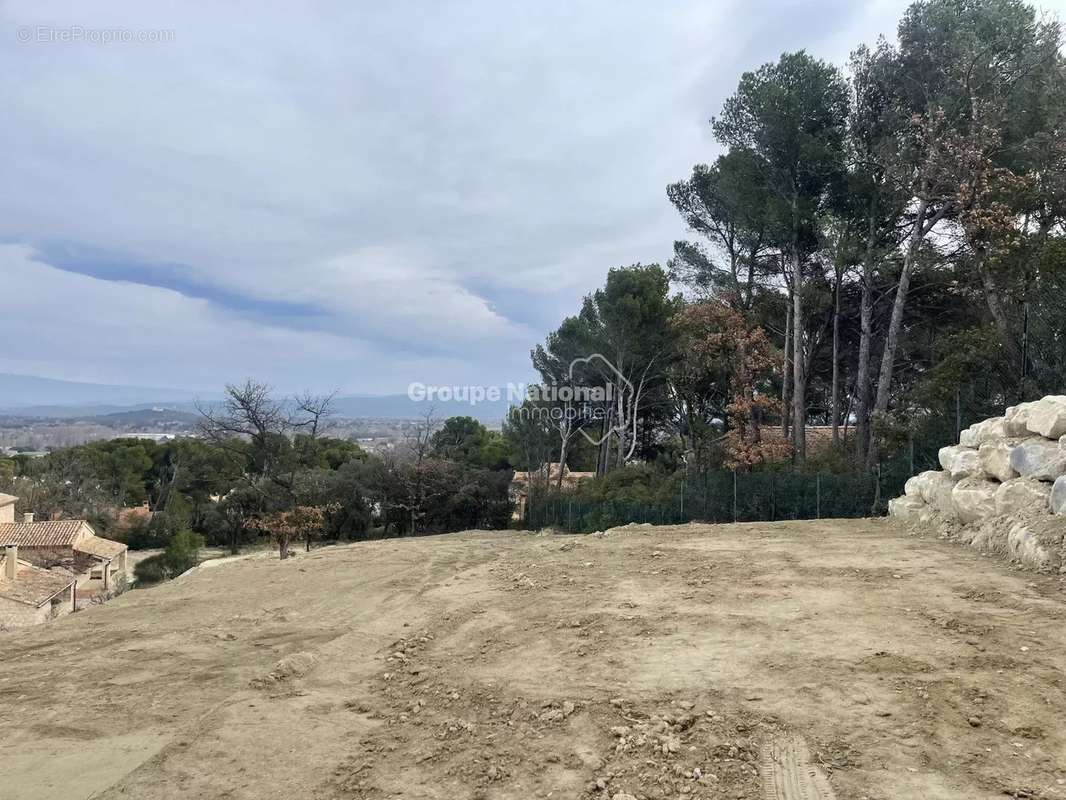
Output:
[
  {"xmin": 74, "ymin": 536, "xmax": 127, "ymax": 560},
  {"xmin": 0, "ymin": 560, "xmax": 75, "ymax": 607},
  {"xmin": 0, "ymin": 520, "xmax": 92, "ymax": 547}
]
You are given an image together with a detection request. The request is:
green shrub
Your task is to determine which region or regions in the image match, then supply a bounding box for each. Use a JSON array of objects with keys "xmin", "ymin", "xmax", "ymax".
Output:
[
  {"xmin": 133, "ymin": 553, "xmax": 169, "ymax": 585},
  {"xmin": 133, "ymin": 530, "xmax": 204, "ymax": 585}
]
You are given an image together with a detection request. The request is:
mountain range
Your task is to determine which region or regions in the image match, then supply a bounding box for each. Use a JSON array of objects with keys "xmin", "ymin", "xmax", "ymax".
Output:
[{"xmin": 0, "ymin": 373, "xmax": 510, "ymax": 422}]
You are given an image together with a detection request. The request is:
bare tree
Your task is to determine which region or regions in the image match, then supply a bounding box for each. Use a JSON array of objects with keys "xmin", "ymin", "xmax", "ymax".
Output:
[{"xmin": 198, "ymin": 380, "xmax": 336, "ymax": 555}]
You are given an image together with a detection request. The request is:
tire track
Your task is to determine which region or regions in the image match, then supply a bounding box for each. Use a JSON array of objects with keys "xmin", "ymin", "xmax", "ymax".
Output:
[{"xmin": 760, "ymin": 735, "xmax": 837, "ymax": 800}]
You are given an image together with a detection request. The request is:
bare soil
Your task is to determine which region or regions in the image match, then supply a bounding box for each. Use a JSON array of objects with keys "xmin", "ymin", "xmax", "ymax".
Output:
[{"xmin": 2, "ymin": 519, "xmax": 1065, "ymax": 800}]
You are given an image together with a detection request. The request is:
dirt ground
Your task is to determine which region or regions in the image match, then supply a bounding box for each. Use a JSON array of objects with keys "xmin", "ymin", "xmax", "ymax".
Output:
[{"xmin": 2, "ymin": 519, "xmax": 1065, "ymax": 800}]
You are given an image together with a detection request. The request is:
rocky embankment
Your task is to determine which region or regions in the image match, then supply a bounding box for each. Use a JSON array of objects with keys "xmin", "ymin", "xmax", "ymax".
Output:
[{"xmin": 889, "ymin": 395, "xmax": 1066, "ymax": 571}]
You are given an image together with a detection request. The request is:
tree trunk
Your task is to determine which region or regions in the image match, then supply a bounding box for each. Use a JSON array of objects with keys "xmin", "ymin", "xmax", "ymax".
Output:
[
  {"xmin": 781, "ymin": 290, "xmax": 792, "ymax": 439},
  {"xmin": 854, "ymin": 250, "xmax": 874, "ymax": 463},
  {"xmin": 830, "ymin": 267, "xmax": 842, "ymax": 446},
  {"xmin": 556, "ymin": 428, "xmax": 570, "ymax": 490},
  {"xmin": 869, "ymin": 197, "xmax": 929, "ymax": 468},
  {"xmin": 791, "ymin": 255, "xmax": 807, "ymax": 463},
  {"xmin": 976, "ymin": 253, "xmax": 1026, "ymax": 373}
]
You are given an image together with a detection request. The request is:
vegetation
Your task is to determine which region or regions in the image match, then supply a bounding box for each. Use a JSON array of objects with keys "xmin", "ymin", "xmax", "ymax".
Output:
[
  {"xmin": 3, "ymin": 0, "xmax": 1064, "ymax": 545},
  {"xmin": 523, "ymin": 0, "xmax": 1066, "ymax": 482},
  {"xmin": 0, "ymin": 383, "xmax": 515, "ymax": 562}
]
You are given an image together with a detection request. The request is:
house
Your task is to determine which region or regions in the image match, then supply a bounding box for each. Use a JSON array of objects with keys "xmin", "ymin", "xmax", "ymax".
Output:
[
  {"xmin": 0, "ymin": 542, "xmax": 75, "ymax": 628},
  {"xmin": 510, "ymin": 463, "xmax": 596, "ymax": 521},
  {"xmin": 0, "ymin": 493, "xmax": 129, "ymax": 604},
  {"xmin": 113, "ymin": 500, "xmax": 153, "ymax": 534}
]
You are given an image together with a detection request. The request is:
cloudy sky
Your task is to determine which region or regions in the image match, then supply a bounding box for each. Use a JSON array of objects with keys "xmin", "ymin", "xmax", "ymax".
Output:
[{"xmin": 2, "ymin": 0, "xmax": 1030, "ymax": 395}]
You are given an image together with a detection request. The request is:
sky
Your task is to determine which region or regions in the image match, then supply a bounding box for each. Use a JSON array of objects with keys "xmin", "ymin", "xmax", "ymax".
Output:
[{"xmin": 4, "ymin": 0, "xmax": 1055, "ymax": 396}]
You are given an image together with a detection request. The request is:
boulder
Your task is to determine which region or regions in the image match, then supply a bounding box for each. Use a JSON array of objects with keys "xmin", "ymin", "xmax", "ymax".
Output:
[
  {"xmin": 1010, "ymin": 438, "xmax": 1066, "ymax": 481},
  {"xmin": 961, "ymin": 416, "xmax": 1008, "ymax": 447},
  {"xmin": 916, "ymin": 471, "xmax": 958, "ymax": 518},
  {"xmin": 952, "ymin": 478, "xmax": 998, "ymax": 524},
  {"xmin": 994, "ymin": 478, "xmax": 1051, "ymax": 517},
  {"xmin": 938, "ymin": 445, "xmax": 983, "ymax": 478},
  {"xmin": 1006, "ymin": 520, "xmax": 1064, "ymax": 571},
  {"xmin": 949, "ymin": 448, "xmax": 985, "ymax": 480},
  {"xmin": 1025, "ymin": 395, "xmax": 1066, "ymax": 439},
  {"xmin": 979, "ymin": 440, "xmax": 1020, "ymax": 483},
  {"xmin": 1004, "ymin": 402, "xmax": 1036, "ymax": 437},
  {"xmin": 917, "ymin": 505, "xmax": 941, "ymax": 527},
  {"xmin": 888, "ymin": 495, "xmax": 926, "ymax": 524},
  {"xmin": 1052, "ymin": 476, "xmax": 1066, "ymax": 516},
  {"xmin": 938, "ymin": 445, "xmax": 961, "ymax": 471},
  {"xmin": 904, "ymin": 474, "xmax": 924, "ymax": 498}
]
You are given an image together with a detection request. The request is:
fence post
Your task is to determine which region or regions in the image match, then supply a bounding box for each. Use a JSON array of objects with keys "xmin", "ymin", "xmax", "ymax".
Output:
[
  {"xmin": 732, "ymin": 470, "xmax": 738, "ymax": 523},
  {"xmin": 770, "ymin": 474, "xmax": 776, "ymax": 521},
  {"xmin": 680, "ymin": 480, "xmax": 685, "ymax": 520},
  {"xmin": 871, "ymin": 462, "xmax": 883, "ymax": 516},
  {"xmin": 816, "ymin": 475, "xmax": 821, "ymax": 519}
]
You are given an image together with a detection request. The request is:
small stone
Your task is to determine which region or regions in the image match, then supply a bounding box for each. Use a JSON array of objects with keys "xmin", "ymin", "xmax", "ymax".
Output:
[{"xmin": 968, "ymin": 716, "xmax": 982, "ymax": 727}]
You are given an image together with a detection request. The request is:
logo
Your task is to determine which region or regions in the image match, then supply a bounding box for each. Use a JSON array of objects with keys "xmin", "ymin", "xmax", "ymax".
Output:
[{"xmin": 567, "ymin": 354, "xmax": 638, "ymax": 461}]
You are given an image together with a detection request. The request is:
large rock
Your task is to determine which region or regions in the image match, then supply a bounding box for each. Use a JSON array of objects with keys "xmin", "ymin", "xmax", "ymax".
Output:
[
  {"xmin": 994, "ymin": 477, "xmax": 1051, "ymax": 517},
  {"xmin": 1004, "ymin": 402, "xmax": 1036, "ymax": 437},
  {"xmin": 888, "ymin": 495, "xmax": 926, "ymax": 524},
  {"xmin": 939, "ymin": 445, "xmax": 983, "ymax": 478},
  {"xmin": 960, "ymin": 416, "xmax": 1008, "ymax": 447},
  {"xmin": 904, "ymin": 474, "xmax": 924, "ymax": 498},
  {"xmin": 950, "ymin": 448, "xmax": 980, "ymax": 480},
  {"xmin": 1010, "ymin": 438, "xmax": 1066, "ymax": 481},
  {"xmin": 1052, "ymin": 476, "xmax": 1066, "ymax": 516},
  {"xmin": 938, "ymin": 445, "xmax": 961, "ymax": 471},
  {"xmin": 978, "ymin": 440, "xmax": 1020, "ymax": 482},
  {"xmin": 915, "ymin": 470, "xmax": 958, "ymax": 518},
  {"xmin": 1006, "ymin": 520, "xmax": 1064, "ymax": 571},
  {"xmin": 952, "ymin": 478, "xmax": 998, "ymax": 524},
  {"xmin": 1025, "ymin": 395, "xmax": 1066, "ymax": 439}
]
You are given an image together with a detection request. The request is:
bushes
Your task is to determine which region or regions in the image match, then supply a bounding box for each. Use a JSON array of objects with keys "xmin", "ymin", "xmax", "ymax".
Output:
[
  {"xmin": 133, "ymin": 553, "xmax": 170, "ymax": 585},
  {"xmin": 133, "ymin": 530, "xmax": 205, "ymax": 585}
]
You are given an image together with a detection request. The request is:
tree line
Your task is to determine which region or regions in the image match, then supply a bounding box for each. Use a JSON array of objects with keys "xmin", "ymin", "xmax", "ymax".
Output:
[
  {"xmin": 3, "ymin": 0, "xmax": 1065, "ymax": 556},
  {"xmin": 0, "ymin": 384, "xmax": 517, "ymax": 568},
  {"xmin": 517, "ymin": 0, "xmax": 1066, "ymax": 481}
]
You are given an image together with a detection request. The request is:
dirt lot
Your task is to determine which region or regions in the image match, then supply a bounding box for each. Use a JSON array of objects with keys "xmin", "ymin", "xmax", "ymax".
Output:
[{"xmin": 2, "ymin": 519, "xmax": 1065, "ymax": 800}]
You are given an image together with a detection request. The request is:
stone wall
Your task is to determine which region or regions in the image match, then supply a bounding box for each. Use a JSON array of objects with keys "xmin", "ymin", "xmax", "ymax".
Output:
[{"xmin": 888, "ymin": 395, "xmax": 1066, "ymax": 572}]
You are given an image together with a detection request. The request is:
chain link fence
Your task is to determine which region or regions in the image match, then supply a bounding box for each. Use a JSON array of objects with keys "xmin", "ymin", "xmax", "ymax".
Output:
[{"xmin": 523, "ymin": 457, "xmax": 914, "ymax": 533}]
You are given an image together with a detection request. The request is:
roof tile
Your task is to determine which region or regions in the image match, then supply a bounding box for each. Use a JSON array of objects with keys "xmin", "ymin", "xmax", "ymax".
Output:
[{"xmin": 0, "ymin": 520, "xmax": 91, "ymax": 547}]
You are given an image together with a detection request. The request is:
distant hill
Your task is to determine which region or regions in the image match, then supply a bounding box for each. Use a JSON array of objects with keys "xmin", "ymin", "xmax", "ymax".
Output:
[
  {"xmin": 0, "ymin": 373, "xmax": 206, "ymax": 413},
  {"xmin": 330, "ymin": 394, "xmax": 511, "ymax": 422},
  {"xmin": 0, "ymin": 374, "xmax": 511, "ymax": 423},
  {"xmin": 94, "ymin": 408, "xmax": 203, "ymax": 426}
]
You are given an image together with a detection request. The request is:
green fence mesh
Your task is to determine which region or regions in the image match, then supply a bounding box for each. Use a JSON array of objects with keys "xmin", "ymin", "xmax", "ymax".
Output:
[{"xmin": 523, "ymin": 458, "xmax": 913, "ymax": 533}]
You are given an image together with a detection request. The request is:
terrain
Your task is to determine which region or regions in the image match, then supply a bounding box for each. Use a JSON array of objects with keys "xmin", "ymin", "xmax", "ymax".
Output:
[{"xmin": 2, "ymin": 519, "xmax": 1065, "ymax": 799}]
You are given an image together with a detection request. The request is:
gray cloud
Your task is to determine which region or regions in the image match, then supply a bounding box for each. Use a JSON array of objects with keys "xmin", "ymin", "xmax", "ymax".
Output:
[{"xmin": 0, "ymin": 0, "xmax": 969, "ymax": 393}]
